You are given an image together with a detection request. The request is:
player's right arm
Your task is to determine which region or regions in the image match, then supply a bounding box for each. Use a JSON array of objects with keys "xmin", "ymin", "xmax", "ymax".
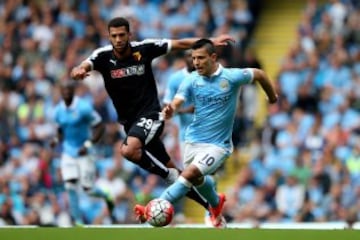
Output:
[
  {"xmin": 163, "ymin": 75, "xmax": 193, "ymax": 119},
  {"xmin": 50, "ymin": 106, "xmax": 63, "ymax": 148},
  {"xmin": 162, "ymin": 97, "xmax": 184, "ymax": 120},
  {"xmin": 50, "ymin": 127, "xmax": 63, "ymax": 148},
  {"xmin": 177, "ymin": 105, "xmax": 194, "ymax": 114},
  {"xmin": 70, "ymin": 61, "xmax": 92, "ymax": 81},
  {"xmin": 70, "ymin": 45, "xmax": 112, "ymax": 80},
  {"xmin": 170, "ymin": 35, "xmax": 235, "ymax": 51},
  {"xmin": 78, "ymin": 105, "xmax": 105, "ymax": 156}
]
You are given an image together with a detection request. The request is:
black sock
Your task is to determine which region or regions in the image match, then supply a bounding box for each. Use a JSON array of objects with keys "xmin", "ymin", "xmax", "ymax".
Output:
[
  {"xmin": 138, "ymin": 150, "xmax": 209, "ymax": 210},
  {"xmin": 186, "ymin": 187, "xmax": 210, "ymax": 210},
  {"xmin": 137, "ymin": 150, "xmax": 169, "ymax": 178}
]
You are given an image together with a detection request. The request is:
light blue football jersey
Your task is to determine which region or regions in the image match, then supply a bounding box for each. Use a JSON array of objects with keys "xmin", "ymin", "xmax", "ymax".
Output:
[
  {"xmin": 53, "ymin": 97, "xmax": 101, "ymax": 157},
  {"xmin": 163, "ymin": 67, "xmax": 193, "ymax": 141},
  {"xmin": 175, "ymin": 65, "xmax": 254, "ymax": 151}
]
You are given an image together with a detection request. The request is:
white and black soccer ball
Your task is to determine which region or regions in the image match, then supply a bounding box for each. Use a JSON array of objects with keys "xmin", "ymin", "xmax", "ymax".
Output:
[{"xmin": 145, "ymin": 198, "xmax": 175, "ymax": 227}]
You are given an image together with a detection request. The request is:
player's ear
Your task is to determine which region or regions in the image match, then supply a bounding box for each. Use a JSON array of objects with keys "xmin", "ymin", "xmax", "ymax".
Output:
[{"xmin": 210, "ymin": 53, "xmax": 217, "ymax": 61}]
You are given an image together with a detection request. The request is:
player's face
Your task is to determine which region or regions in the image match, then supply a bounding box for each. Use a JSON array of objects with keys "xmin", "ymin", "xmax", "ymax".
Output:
[
  {"xmin": 109, "ymin": 26, "xmax": 131, "ymax": 55},
  {"xmin": 192, "ymin": 47, "xmax": 217, "ymax": 77},
  {"xmin": 60, "ymin": 85, "xmax": 75, "ymax": 102}
]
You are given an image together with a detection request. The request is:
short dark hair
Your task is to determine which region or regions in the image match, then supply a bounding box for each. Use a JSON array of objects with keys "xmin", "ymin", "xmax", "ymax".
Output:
[
  {"xmin": 60, "ymin": 79, "xmax": 76, "ymax": 88},
  {"xmin": 191, "ymin": 38, "xmax": 216, "ymax": 54},
  {"xmin": 108, "ymin": 17, "xmax": 130, "ymax": 32}
]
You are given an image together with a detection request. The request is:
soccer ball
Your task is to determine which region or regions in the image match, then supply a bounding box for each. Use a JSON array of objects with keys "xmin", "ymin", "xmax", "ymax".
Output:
[{"xmin": 145, "ymin": 198, "xmax": 174, "ymax": 227}]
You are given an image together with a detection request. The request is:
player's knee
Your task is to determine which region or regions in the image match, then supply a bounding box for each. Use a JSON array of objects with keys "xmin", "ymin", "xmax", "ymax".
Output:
[
  {"xmin": 193, "ymin": 176, "xmax": 205, "ymax": 186},
  {"xmin": 120, "ymin": 144, "xmax": 141, "ymax": 160},
  {"xmin": 181, "ymin": 165, "xmax": 202, "ymax": 184},
  {"xmin": 64, "ymin": 180, "xmax": 78, "ymax": 191},
  {"xmin": 82, "ymin": 186, "xmax": 91, "ymax": 193},
  {"xmin": 120, "ymin": 144, "xmax": 133, "ymax": 158}
]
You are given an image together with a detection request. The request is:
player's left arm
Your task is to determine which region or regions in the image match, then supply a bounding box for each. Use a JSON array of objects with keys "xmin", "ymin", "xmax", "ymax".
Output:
[
  {"xmin": 79, "ymin": 109, "xmax": 105, "ymax": 155},
  {"xmin": 170, "ymin": 34, "xmax": 235, "ymax": 51},
  {"xmin": 177, "ymin": 105, "xmax": 194, "ymax": 114},
  {"xmin": 252, "ymin": 68, "xmax": 278, "ymax": 104},
  {"xmin": 91, "ymin": 122, "xmax": 105, "ymax": 144},
  {"xmin": 86, "ymin": 110, "xmax": 105, "ymax": 145}
]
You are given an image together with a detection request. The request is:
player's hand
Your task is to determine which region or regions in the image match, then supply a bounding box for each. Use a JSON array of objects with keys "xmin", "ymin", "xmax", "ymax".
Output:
[
  {"xmin": 211, "ymin": 34, "xmax": 236, "ymax": 46},
  {"xmin": 267, "ymin": 94, "xmax": 278, "ymax": 104},
  {"xmin": 49, "ymin": 138, "xmax": 58, "ymax": 149},
  {"xmin": 70, "ymin": 67, "xmax": 89, "ymax": 80},
  {"xmin": 78, "ymin": 146, "xmax": 88, "ymax": 156},
  {"xmin": 78, "ymin": 140, "xmax": 93, "ymax": 156},
  {"xmin": 162, "ymin": 104, "xmax": 174, "ymax": 120}
]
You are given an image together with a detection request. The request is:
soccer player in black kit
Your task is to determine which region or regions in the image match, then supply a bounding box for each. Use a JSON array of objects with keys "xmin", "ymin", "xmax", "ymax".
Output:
[{"xmin": 70, "ymin": 17, "xmax": 234, "ymax": 223}]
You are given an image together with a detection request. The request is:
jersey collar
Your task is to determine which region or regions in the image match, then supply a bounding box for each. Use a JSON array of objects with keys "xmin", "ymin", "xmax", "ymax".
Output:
[
  {"xmin": 211, "ymin": 64, "xmax": 223, "ymax": 77},
  {"xmin": 182, "ymin": 67, "xmax": 192, "ymax": 76},
  {"xmin": 61, "ymin": 96, "xmax": 79, "ymax": 110}
]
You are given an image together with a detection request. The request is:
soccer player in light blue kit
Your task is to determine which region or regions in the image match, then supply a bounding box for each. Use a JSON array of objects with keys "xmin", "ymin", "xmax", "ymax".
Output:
[
  {"xmin": 52, "ymin": 81, "xmax": 114, "ymax": 226},
  {"xmin": 136, "ymin": 39, "xmax": 278, "ymax": 228},
  {"xmin": 164, "ymin": 50, "xmax": 218, "ymax": 225}
]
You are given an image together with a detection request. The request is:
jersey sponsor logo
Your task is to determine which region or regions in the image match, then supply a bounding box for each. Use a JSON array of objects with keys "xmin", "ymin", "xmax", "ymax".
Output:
[
  {"xmin": 195, "ymin": 94, "xmax": 231, "ymax": 106},
  {"xmin": 193, "ymin": 81, "xmax": 205, "ymax": 88},
  {"xmin": 110, "ymin": 64, "xmax": 145, "ymax": 78}
]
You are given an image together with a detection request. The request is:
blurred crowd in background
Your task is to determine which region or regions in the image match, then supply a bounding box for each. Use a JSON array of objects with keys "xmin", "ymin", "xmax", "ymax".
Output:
[
  {"xmin": 0, "ymin": 0, "xmax": 360, "ymax": 227},
  {"xmin": 223, "ymin": 0, "xmax": 360, "ymax": 225}
]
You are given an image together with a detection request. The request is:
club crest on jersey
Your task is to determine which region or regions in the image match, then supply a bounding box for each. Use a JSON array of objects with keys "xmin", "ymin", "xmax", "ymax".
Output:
[
  {"xmin": 133, "ymin": 51, "xmax": 142, "ymax": 61},
  {"xmin": 219, "ymin": 79, "xmax": 230, "ymax": 91}
]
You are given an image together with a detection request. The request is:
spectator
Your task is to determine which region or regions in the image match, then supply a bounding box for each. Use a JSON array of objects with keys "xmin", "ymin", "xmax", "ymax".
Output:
[{"xmin": 275, "ymin": 175, "xmax": 305, "ymax": 220}]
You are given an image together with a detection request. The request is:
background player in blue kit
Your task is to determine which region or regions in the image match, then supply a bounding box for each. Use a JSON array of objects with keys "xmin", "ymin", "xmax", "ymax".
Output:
[
  {"xmin": 135, "ymin": 39, "xmax": 278, "ymax": 228},
  {"xmin": 163, "ymin": 50, "xmax": 195, "ymax": 161},
  {"xmin": 70, "ymin": 17, "xmax": 234, "ymax": 222},
  {"xmin": 52, "ymin": 81, "xmax": 114, "ymax": 226}
]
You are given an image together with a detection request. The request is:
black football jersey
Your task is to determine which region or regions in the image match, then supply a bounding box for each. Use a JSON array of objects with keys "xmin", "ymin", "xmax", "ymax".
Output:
[{"xmin": 85, "ymin": 39, "xmax": 170, "ymax": 124}]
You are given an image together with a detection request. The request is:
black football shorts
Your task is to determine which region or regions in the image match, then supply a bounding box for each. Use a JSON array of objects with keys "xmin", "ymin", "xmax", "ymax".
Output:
[{"xmin": 125, "ymin": 111, "xmax": 170, "ymax": 164}]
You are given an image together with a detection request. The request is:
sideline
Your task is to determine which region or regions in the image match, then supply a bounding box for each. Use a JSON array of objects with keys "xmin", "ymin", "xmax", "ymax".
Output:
[{"xmin": 0, "ymin": 222, "xmax": 356, "ymax": 229}]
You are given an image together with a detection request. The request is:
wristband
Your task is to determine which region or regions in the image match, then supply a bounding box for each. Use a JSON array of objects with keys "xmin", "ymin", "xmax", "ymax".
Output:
[{"xmin": 84, "ymin": 140, "xmax": 93, "ymax": 149}]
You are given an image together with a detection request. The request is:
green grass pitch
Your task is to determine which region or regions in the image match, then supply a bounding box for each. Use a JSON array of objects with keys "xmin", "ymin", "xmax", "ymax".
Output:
[{"xmin": 0, "ymin": 228, "xmax": 359, "ymax": 240}]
